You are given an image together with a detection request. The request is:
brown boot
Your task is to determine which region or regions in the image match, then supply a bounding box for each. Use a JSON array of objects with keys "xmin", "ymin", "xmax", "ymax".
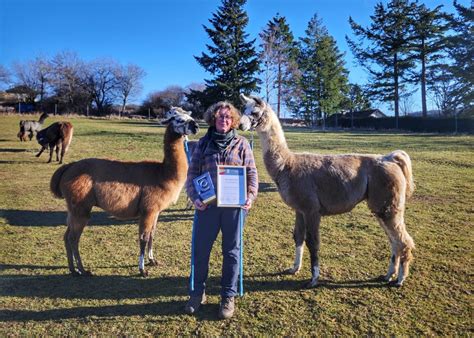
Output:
[
  {"xmin": 218, "ymin": 296, "xmax": 235, "ymax": 319},
  {"xmin": 185, "ymin": 292, "xmax": 207, "ymax": 314}
]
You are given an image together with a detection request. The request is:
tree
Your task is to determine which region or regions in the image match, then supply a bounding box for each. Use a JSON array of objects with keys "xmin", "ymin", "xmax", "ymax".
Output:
[
  {"xmin": 342, "ymin": 83, "xmax": 372, "ymax": 128},
  {"xmin": 49, "ymin": 51, "xmax": 88, "ymax": 114},
  {"xmin": 445, "ymin": 1, "xmax": 474, "ymax": 115},
  {"xmin": 192, "ymin": 0, "xmax": 259, "ymax": 108},
  {"xmin": 296, "ymin": 14, "xmax": 348, "ymax": 127},
  {"xmin": 347, "ymin": 0, "xmax": 416, "ymax": 128},
  {"xmin": 408, "ymin": 3, "xmax": 449, "ymax": 118},
  {"xmin": 258, "ymin": 14, "xmax": 298, "ymax": 118},
  {"xmin": 82, "ymin": 59, "xmax": 118, "ymax": 115},
  {"xmin": 12, "ymin": 56, "xmax": 51, "ymax": 106},
  {"xmin": 115, "ymin": 64, "xmax": 146, "ymax": 117},
  {"xmin": 0, "ymin": 65, "xmax": 11, "ymax": 90}
]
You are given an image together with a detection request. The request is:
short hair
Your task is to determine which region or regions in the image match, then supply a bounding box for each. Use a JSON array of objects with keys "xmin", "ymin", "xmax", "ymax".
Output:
[{"xmin": 204, "ymin": 101, "xmax": 241, "ymax": 130}]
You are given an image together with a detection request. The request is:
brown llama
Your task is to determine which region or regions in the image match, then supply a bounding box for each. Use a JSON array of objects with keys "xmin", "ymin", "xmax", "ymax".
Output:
[
  {"xmin": 50, "ymin": 108, "xmax": 198, "ymax": 277},
  {"xmin": 240, "ymin": 94, "xmax": 415, "ymax": 287},
  {"xmin": 36, "ymin": 122, "xmax": 74, "ymax": 164}
]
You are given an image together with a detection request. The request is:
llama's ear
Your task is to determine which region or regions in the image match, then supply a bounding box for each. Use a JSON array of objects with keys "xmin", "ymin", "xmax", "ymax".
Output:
[
  {"xmin": 240, "ymin": 93, "xmax": 252, "ymax": 104},
  {"xmin": 161, "ymin": 116, "xmax": 174, "ymax": 125},
  {"xmin": 253, "ymin": 96, "xmax": 264, "ymax": 106}
]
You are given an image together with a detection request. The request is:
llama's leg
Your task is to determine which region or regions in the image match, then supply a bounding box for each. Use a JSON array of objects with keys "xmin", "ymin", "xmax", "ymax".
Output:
[
  {"xmin": 56, "ymin": 143, "xmax": 61, "ymax": 162},
  {"xmin": 36, "ymin": 146, "xmax": 46, "ymax": 157},
  {"xmin": 47, "ymin": 145, "xmax": 55, "ymax": 163},
  {"xmin": 147, "ymin": 222, "xmax": 159, "ymax": 266},
  {"xmin": 67, "ymin": 213, "xmax": 91, "ymax": 276},
  {"xmin": 378, "ymin": 213, "xmax": 414, "ymax": 287},
  {"xmin": 64, "ymin": 224, "xmax": 76, "ymax": 274},
  {"xmin": 138, "ymin": 212, "xmax": 159, "ymax": 277},
  {"xmin": 28, "ymin": 131, "xmax": 33, "ymax": 141},
  {"xmin": 59, "ymin": 141, "xmax": 66, "ymax": 164},
  {"xmin": 375, "ymin": 217, "xmax": 400, "ymax": 282},
  {"xmin": 303, "ymin": 211, "xmax": 321, "ymax": 288},
  {"xmin": 284, "ymin": 211, "xmax": 305, "ymax": 275}
]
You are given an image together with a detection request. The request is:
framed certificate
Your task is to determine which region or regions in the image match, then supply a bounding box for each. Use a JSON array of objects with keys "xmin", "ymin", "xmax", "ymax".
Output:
[{"xmin": 217, "ymin": 165, "xmax": 247, "ymax": 207}]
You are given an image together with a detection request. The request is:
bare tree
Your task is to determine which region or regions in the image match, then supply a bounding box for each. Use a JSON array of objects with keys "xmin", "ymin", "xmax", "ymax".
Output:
[
  {"xmin": 114, "ymin": 64, "xmax": 146, "ymax": 117},
  {"xmin": 50, "ymin": 51, "xmax": 88, "ymax": 114},
  {"xmin": 13, "ymin": 56, "xmax": 52, "ymax": 108},
  {"xmin": 82, "ymin": 59, "xmax": 118, "ymax": 115},
  {"xmin": 0, "ymin": 65, "xmax": 11, "ymax": 90}
]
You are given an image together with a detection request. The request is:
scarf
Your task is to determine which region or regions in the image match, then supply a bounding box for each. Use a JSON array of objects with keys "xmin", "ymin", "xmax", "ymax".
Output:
[{"xmin": 204, "ymin": 127, "xmax": 236, "ymax": 155}]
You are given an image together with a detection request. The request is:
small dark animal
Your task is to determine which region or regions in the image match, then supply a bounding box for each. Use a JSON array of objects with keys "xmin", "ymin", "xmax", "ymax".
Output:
[
  {"xmin": 36, "ymin": 122, "xmax": 74, "ymax": 164},
  {"xmin": 17, "ymin": 130, "xmax": 28, "ymax": 142},
  {"xmin": 19, "ymin": 112, "xmax": 49, "ymax": 141}
]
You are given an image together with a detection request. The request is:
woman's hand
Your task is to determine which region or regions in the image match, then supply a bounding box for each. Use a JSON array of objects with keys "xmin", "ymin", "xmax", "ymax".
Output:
[
  {"xmin": 242, "ymin": 198, "xmax": 252, "ymax": 211},
  {"xmin": 194, "ymin": 199, "xmax": 207, "ymax": 211}
]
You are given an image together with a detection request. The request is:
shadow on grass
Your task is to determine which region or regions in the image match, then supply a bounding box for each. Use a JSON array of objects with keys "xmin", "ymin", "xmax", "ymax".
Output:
[
  {"xmin": 0, "ymin": 209, "xmax": 193, "ymax": 227},
  {"xmin": 0, "ymin": 148, "xmax": 30, "ymax": 153},
  {"xmin": 0, "ymin": 269, "xmax": 393, "ymax": 322},
  {"xmin": 259, "ymin": 182, "xmax": 278, "ymax": 193}
]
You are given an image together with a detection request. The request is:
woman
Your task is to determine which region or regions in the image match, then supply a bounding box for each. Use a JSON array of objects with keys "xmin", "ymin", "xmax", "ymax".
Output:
[{"xmin": 185, "ymin": 101, "xmax": 258, "ymax": 319}]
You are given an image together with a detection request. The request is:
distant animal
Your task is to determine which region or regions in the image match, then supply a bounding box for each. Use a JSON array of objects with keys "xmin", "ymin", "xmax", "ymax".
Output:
[
  {"xmin": 17, "ymin": 130, "xmax": 28, "ymax": 142},
  {"xmin": 19, "ymin": 112, "xmax": 49, "ymax": 141},
  {"xmin": 50, "ymin": 107, "xmax": 199, "ymax": 277},
  {"xmin": 240, "ymin": 94, "xmax": 415, "ymax": 287},
  {"xmin": 36, "ymin": 122, "xmax": 74, "ymax": 164}
]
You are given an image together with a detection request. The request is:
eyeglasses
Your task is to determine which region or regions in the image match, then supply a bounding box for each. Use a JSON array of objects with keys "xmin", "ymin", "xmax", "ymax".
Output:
[{"xmin": 216, "ymin": 114, "xmax": 232, "ymax": 121}]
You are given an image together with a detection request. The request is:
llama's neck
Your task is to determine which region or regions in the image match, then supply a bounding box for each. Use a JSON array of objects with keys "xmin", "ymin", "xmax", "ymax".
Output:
[
  {"xmin": 39, "ymin": 114, "xmax": 47, "ymax": 123},
  {"xmin": 163, "ymin": 127, "xmax": 188, "ymax": 181},
  {"xmin": 258, "ymin": 106, "xmax": 293, "ymax": 181}
]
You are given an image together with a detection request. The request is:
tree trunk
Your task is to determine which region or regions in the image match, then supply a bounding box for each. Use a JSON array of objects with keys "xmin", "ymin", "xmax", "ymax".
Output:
[
  {"xmin": 394, "ymin": 53, "xmax": 399, "ymax": 129},
  {"xmin": 421, "ymin": 38, "xmax": 427, "ymax": 118},
  {"xmin": 277, "ymin": 63, "xmax": 282, "ymax": 119}
]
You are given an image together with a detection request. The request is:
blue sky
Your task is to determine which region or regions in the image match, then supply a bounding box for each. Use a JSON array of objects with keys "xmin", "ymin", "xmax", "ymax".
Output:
[{"xmin": 0, "ymin": 0, "xmax": 466, "ymax": 115}]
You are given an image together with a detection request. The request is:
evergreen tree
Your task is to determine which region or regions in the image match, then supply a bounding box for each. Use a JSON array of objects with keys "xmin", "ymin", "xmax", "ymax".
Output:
[
  {"xmin": 189, "ymin": 0, "xmax": 259, "ymax": 111},
  {"xmin": 347, "ymin": 0, "xmax": 416, "ymax": 128},
  {"xmin": 446, "ymin": 1, "xmax": 474, "ymax": 115},
  {"xmin": 258, "ymin": 14, "xmax": 298, "ymax": 118},
  {"xmin": 408, "ymin": 3, "xmax": 449, "ymax": 117},
  {"xmin": 296, "ymin": 14, "xmax": 348, "ymax": 127}
]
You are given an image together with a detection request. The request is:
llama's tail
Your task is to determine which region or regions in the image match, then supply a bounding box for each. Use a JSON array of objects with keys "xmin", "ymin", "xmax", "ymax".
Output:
[
  {"xmin": 61, "ymin": 122, "xmax": 74, "ymax": 153},
  {"xmin": 385, "ymin": 150, "xmax": 415, "ymax": 199},
  {"xmin": 50, "ymin": 163, "xmax": 73, "ymax": 198}
]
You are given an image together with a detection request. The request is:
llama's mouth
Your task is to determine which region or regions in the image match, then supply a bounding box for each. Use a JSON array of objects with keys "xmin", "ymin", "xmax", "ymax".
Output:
[{"xmin": 186, "ymin": 121, "xmax": 199, "ymax": 135}]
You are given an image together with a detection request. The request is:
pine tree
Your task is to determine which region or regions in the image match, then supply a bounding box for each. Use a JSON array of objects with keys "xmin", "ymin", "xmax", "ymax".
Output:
[
  {"xmin": 347, "ymin": 0, "xmax": 416, "ymax": 128},
  {"xmin": 258, "ymin": 14, "xmax": 298, "ymax": 118},
  {"xmin": 190, "ymin": 0, "xmax": 259, "ymax": 111},
  {"xmin": 446, "ymin": 1, "xmax": 474, "ymax": 115},
  {"xmin": 408, "ymin": 3, "xmax": 449, "ymax": 118},
  {"xmin": 296, "ymin": 14, "xmax": 348, "ymax": 127}
]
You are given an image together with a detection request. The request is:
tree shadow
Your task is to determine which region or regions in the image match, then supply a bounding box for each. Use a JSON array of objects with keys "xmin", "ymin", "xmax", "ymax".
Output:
[{"xmin": 0, "ymin": 208, "xmax": 193, "ymax": 227}]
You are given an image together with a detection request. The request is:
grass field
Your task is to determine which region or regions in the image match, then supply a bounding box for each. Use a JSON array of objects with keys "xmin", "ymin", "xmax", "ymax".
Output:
[{"xmin": 0, "ymin": 114, "xmax": 472, "ymax": 335}]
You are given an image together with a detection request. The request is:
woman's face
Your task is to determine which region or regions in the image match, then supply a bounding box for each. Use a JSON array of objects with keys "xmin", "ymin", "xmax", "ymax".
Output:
[{"xmin": 215, "ymin": 107, "xmax": 233, "ymax": 133}]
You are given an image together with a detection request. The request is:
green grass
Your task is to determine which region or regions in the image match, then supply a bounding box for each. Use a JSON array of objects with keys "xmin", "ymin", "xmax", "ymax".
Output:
[{"xmin": 0, "ymin": 114, "xmax": 472, "ymax": 335}]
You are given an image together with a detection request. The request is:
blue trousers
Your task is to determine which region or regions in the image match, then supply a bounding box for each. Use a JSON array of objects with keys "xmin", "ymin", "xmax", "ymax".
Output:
[{"xmin": 190, "ymin": 206, "xmax": 242, "ymax": 298}]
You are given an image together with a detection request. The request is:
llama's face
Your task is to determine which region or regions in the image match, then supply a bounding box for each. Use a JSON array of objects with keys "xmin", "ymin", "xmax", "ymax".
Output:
[
  {"xmin": 162, "ymin": 109, "xmax": 199, "ymax": 136},
  {"xmin": 240, "ymin": 94, "xmax": 266, "ymax": 129}
]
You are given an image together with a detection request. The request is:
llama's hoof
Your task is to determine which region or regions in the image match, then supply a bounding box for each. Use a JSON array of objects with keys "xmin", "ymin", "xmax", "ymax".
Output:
[
  {"xmin": 147, "ymin": 259, "xmax": 159, "ymax": 267},
  {"xmin": 282, "ymin": 267, "xmax": 299, "ymax": 275},
  {"xmin": 81, "ymin": 270, "xmax": 93, "ymax": 277},
  {"xmin": 140, "ymin": 269, "xmax": 149, "ymax": 277},
  {"xmin": 71, "ymin": 271, "xmax": 81, "ymax": 277},
  {"xmin": 303, "ymin": 278, "xmax": 319, "ymax": 289}
]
